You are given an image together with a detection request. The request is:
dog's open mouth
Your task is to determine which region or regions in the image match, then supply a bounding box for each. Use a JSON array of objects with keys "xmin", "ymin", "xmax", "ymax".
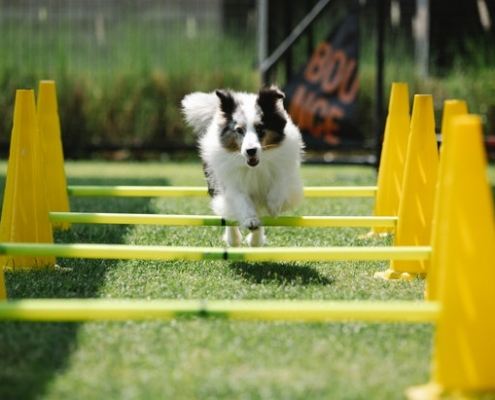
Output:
[{"xmin": 247, "ymin": 157, "xmax": 259, "ymax": 167}]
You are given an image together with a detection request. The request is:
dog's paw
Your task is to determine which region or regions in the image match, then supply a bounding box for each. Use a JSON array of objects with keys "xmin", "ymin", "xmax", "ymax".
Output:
[{"xmin": 242, "ymin": 216, "xmax": 261, "ymax": 231}]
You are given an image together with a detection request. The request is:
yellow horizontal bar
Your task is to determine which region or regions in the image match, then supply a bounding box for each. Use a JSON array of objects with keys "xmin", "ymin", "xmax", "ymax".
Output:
[
  {"xmin": 0, "ymin": 243, "xmax": 220, "ymax": 261},
  {"xmin": 0, "ymin": 299, "xmax": 440, "ymax": 323},
  {"xmin": 227, "ymin": 246, "xmax": 431, "ymax": 262},
  {"xmin": 0, "ymin": 243, "xmax": 431, "ymax": 262},
  {"xmin": 67, "ymin": 185, "xmax": 378, "ymax": 198},
  {"xmin": 50, "ymin": 212, "xmax": 397, "ymax": 228},
  {"xmin": 303, "ymin": 186, "xmax": 377, "ymax": 197},
  {"xmin": 67, "ymin": 186, "xmax": 208, "ymax": 197}
]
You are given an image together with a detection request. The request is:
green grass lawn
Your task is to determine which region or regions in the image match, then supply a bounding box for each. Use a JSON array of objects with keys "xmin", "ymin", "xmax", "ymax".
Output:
[{"xmin": 1, "ymin": 160, "xmax": 492, "ymax": 400}]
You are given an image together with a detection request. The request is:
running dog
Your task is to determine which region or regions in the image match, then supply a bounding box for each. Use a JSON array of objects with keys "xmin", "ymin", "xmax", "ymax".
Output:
[{"xmin": 181, "ymin": 86, "xmax": 304, "ymax": 247}]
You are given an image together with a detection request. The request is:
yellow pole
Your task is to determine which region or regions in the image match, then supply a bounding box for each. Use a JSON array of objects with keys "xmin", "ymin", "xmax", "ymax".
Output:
[
  {"xmin": 0, "ymin": 299, "xmax": 440, "ymax": 323},
  {"xmin": 66, "ymin": 185, "xmax": 378, "ymax": 198},
  {"xmin": 0, "ymin": 243, "xmax": 431, "ymax": 262},
  {"xmin": 37, "ymin": 80, "xmax": 71, "ymax": 231},
  {"xmin": 376, "ymin": 95, "xmax": 438, "ymax": 280},
  {"xmin": 427, "ymin": 100, "xmax": 468, "ymax": 300},
  {"xmin": 49, "ymin": 212, "xmax": 398, "ymax": 228},
  {"xmin": 0, "ymin": 90, "xmax": 56, "ymax": 271},
  {"xmin": 366, "ymin": 82, "xmax": 411, "ymax": 237},
  {"xmin": 407, "ymin": 116, "xmax": 495, "ymax": 398}
]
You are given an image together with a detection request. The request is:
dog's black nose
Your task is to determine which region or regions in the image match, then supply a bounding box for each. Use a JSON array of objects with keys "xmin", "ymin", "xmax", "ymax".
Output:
[{"xmin": 246, "ymin": 148, "xmax": 257, "ymax": 157}]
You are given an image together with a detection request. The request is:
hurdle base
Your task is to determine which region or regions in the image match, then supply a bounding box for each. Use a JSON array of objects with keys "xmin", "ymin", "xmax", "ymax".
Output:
[
  {"xmin": 374, "ymin": 269, "xmax": 425, "ymax": 281},
  {"xmin": 406, "ymin": 382, "xmax": 495, "ymax": 400}
]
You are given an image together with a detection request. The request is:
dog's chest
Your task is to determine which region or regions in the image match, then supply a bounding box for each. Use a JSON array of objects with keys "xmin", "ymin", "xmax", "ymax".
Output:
[{"xmin": 235, "ymin": 164, "xmax": 278, "ymax": 197}]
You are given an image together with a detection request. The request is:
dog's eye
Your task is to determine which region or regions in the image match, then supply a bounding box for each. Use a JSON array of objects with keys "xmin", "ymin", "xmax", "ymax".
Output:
[
  {"xmin": 255, "ymin": 125, "xmax": 265, "ymax": 135},
  {"xmin": 235, "ymin": 127, "xmax": 245, "ymax": 135}
]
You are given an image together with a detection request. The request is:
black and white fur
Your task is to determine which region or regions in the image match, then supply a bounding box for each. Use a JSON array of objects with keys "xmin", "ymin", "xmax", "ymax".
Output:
[{"xmin": 181, "ymin": 86, "xmax": 304, "ymax": 247}]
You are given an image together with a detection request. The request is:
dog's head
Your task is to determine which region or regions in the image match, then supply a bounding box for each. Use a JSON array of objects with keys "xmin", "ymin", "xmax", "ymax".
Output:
[{"xmin": 216, "ymin": 86, "xmax": 287, "ymax": 167}]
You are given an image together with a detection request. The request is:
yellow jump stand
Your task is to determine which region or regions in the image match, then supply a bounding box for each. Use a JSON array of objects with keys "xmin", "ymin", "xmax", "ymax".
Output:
[
  {"xmin": 365, "ymin": 82, "xmax": 411, "ymax": 237},
  {"xmin": 407, "ymin": 115, "xmax": 495, "ymax": 399},
  {"xmin": 0, "ymin": 90, "xmax": 56, "ymax": 271},
  {"xmin": 375, "ymin": 95, "xmax": 438, "ymax": 280},
  {"xmin": 37, "ymin": 80, "xmax": 71, "ymax": 231}
]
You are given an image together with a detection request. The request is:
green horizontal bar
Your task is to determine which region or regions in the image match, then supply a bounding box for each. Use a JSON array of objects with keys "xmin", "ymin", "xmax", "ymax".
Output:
[
  {"xmin": 0, "ymin": 299, "xmax": 440, "ymax": 323},
  {"xmin": 50, "ymin": 212, "xmax": 229, "ymax": 227},
  {"xmin": 67, "ymin": 185, "xmax": 378, "ymax": 198},
  {"xmin": 50, "ymin": 212, "xmax": 397, "ymax": 228},
  {"xmin": 0, "ymin": 243, "xmax": 431, "ymax": 262}
]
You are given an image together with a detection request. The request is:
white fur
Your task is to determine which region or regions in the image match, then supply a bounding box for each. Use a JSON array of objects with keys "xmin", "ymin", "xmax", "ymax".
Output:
[{"xmin": 182, "ymin": 89, "xmax": 304, "ymax": 247}]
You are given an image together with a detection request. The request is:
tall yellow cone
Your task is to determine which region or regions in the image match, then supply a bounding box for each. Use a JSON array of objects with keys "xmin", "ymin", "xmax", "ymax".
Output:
[
  {"xmin": 0, "ymin": 90, "xmax": 56, "ymax": 271},
  {"xmin": 440, "ymin": 100, "xmax": 468, "ymax": 138},
  {"xmin": 37, "ymin": 80, "xmax": 71, "ymax": 231},
  {"xmin": 427, "ymin": 100, "xmax": 468, "ymax": 300},
  {"xmin": 407, "ymin": 115, "xmax": 495, "ymax": 398},
  {"xmin": 366, "ymin": 83, "xmax": 411, "ymax": 237},
  {"xmin": 375, "ymin": 95, "xmax": 438, "ymax": 279}
]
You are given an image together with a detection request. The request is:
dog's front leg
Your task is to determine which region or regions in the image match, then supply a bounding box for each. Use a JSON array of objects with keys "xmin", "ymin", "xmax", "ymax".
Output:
[
  {"xmin": 245, "ymin": 226, "xmax": 265, "ymax": 247},
  {"xmin": 228, "ymin": 194, "xmax": 265, "ymax": 246},
  {"xmin": 223, "ymin": 226, "xmax": 242, "ymax": 247},
  {"xmin": 224, "ymin": 190, "xmax": 261, "ymax": 231},
  {"xmin": 212, "ymin": 190, "xmax": 264, "ymax": 246}
]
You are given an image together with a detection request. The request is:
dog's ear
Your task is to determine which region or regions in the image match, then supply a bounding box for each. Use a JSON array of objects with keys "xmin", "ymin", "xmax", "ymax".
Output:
[
  {"xmin": 215, "ymin": 90, "xmax": 236, "ymax": 115},
  {"xmin": 257, "ymin": 86, "xmax": 287, "ymax": 132},
  {"xmin": 257, "ymin": 86, "xmax": 285, "ymax": 113}
]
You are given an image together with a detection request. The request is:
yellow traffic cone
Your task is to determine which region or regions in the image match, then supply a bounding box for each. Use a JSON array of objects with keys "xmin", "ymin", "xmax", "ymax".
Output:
[
  {"xmin": 427, "ymin": 100, "xmax": 468, "ymax": 300},
  {"xmin": 407, "ymin": 115, "xmax": 495, "ymax": 398},
  {"xmin": 375, "ymin": 95, "xmax": 438, "ymax": 279},
  {"xmin": 365, "ymin": 83, "xmax": 410, "ymax": 237},
  {"xmin": 440, "ymin": 100, "xmax": 469, "ymax": 138},
  {"xmin": 37, "ymin": 80, "xmax": 71, "ymax": 231},
  {"xmin": 0, "ymin": 90, "xmax": 56, "ymax": 271}
]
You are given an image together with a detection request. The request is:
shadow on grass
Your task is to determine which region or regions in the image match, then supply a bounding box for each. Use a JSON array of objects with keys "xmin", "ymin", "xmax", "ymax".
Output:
[
  {"xmin": 230, "ymin": 261, "xmax": 334, "ymax": 286},
  {"xmin": 0, "ymin": 174, "xmax": 169, "ymax": 400},
  {"xmin": 0, "ymin": 260, "xmax": 110, "ymax": 400}
]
